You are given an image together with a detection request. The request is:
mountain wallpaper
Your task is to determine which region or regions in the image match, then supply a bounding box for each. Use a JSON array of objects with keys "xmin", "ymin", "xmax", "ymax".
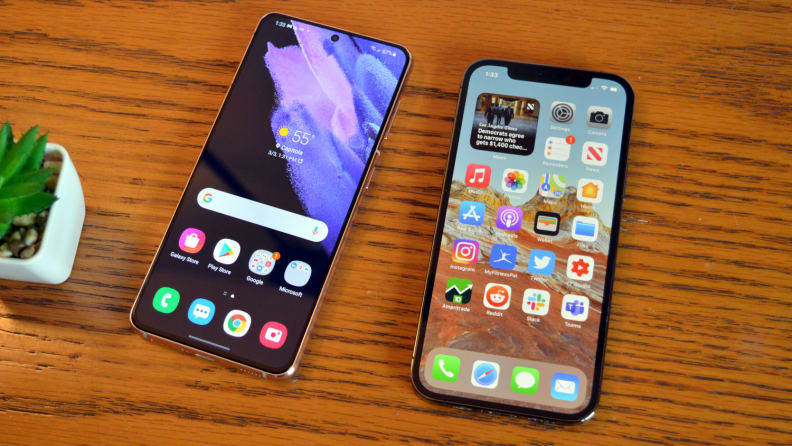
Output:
[{"xmin": 420, "ymin": 180, "xmax": 611, "ymax": 413}]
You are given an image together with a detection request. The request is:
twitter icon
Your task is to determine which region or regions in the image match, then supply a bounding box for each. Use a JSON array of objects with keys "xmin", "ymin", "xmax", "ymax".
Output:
[{"xmin": 528, "ymin": 249, "xmax": 556, "ymax": 275}]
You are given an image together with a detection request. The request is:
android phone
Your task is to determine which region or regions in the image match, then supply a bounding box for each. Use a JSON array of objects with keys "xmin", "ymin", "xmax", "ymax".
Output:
[
  {"xmin": 411, "ymin": 60, "xmax": 633, "ymax": 422},
  {"xmin": 129, "ymin": 13, "xmax": 411, "ymax": 378}
]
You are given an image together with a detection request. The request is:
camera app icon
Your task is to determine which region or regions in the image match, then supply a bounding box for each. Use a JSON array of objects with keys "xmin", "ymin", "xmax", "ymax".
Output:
[
  {"xmin": 260, "ymin": 321, "xmax": 288, "ymax": 349},
  {"xmin": 586, "ymin": 106, "xmax": 612, "ymax": 129}
]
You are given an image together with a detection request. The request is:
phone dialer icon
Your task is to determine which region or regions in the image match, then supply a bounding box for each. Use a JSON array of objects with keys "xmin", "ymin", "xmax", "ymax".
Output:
[
  {"xmin": 152, "ymin": 287, "xmax": 180, "ymax": 314},
  {"xmin": 432, "ymin": 354, "xmax": 461, "ymax": 383}
]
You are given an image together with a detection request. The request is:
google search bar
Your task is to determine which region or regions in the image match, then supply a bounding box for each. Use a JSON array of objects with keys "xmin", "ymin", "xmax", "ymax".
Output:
[{"xmin": 197, "ymin": 188, "xmax": 328, "ymax": 243}]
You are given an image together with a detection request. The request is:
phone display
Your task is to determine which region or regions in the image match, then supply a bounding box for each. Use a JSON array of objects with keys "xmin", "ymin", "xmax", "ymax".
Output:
[
  {"xmin": 412, "ymin": 61, "xmax": 633, "ymax": 421},
  {"xmin": 130, "ymin": 14, "xmax": 409, "ymax": 375}
]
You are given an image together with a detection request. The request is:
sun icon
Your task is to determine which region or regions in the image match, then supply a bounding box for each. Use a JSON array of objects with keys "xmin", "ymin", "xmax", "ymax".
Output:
[{"xmin": 278, "ymin": 127, "xmax": 289, "ymax": 137}]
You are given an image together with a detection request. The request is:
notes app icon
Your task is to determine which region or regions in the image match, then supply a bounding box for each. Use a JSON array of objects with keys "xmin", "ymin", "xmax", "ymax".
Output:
[{"xmin": 465, "ymin": 164, "xmax": 491, "ymax": 188}]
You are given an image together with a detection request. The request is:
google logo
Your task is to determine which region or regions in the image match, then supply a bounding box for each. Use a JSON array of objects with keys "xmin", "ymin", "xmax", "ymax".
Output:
[
  {"xmin": 201, "ymin": 193, "xmax": 213, "ymax": 203},
  {"xmin": 223, "ymin": 310, "xmax": 251, "ymax": 337}
]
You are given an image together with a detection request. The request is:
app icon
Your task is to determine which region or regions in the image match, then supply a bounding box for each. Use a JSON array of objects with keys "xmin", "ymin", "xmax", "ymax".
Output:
[
  {"xmin": 223, "ymin": 310, "xmax": 251, "ymax": 337},
  {"xmin": 445, "ymin": 278, "xmax": 473, "ymax": 304},
  {"xmin": 567, "ymin": 254, "xmax": 595, "ymax": 281},
  {"xmin": 152, "ymin": 286, "xmax": 180, "ymax": 314},
  {"xmin": 561, "ymin": 294, "xmax": 590, "ymax": 321},
  {"xmin": 432, "ymin": 354, "xmax": 461, "ymax": 382},
  {"xmin": 187, "ymin": 298, "xmax": 216, "ymax": 325},
  {"xmin": 501, "ymin": 168, "xmax": 528, "ymax": 193},
  {"xmin": 458, "ymin": 201, "xmax": 485, "ymax": 226},
  {"xmin": 534, "ymin": 211, "xmax": 560, "ymax": 236},
  {"xmin": 528, "ymin": 249, "xmax": 556, "ymax": 275},
  {"xmin": 581, "ymin": 141, "xmax": 608, "ymax": 166},
  {"xmin": 489, "ymin": 244, "xmax": 517, "ymax": 270},
  {"xmin": 538, "ymin": 173, "xmax": 567, "ymax": 199},
  {"xmin": 572, "ymin": 216, "xmax": 599, "ymax": 242},
  {"xmin": 550, "ymin": 101, "xmax": 575, "ymax": 124},
  {"xmin": 178, "ymin": 228, "xmax": 205, "ymax": 254},
  {"xmin": 551, "ymin": 372, "xmax": 580, "ymax": 401},
  {"xmin": 452, "ymin": 239, "xmax": 479, "ymax": 264},
  {"xmin": 496, "ymin": 206, "xmax": 523, "ymax": 231},
  {"xmin": 465, "ymin": 164, "xmax": 491, "ymax": 188},
  {"xmin": 511, "ymin": 367, "xmax": 540, "ymax": 394},
  {"xmin": 544, "ymin": 137, "xmax": 571, "ymax": 161},
  {"xmin": 284, "ymin": 260, "xmax": 312, "ymax": 287},
  {"xmin": 248, "ymin": 249, "xmax": 280, "ymax": 276},
  {"xmin": 522, "ymin": 289, "xmax": 550, "ymax": 316},
  {"xmin": 260, "ymin": 321, "xmax": 288, "ymax": 349},
  {"xmin": 577, "ymin": 178, "xmax": 604, "ymax": 204},
  {"xmin": 471, "ymin": 360, "xmax": 500, "ymax": 389},
  {"xmin": 483, "ymin": 283, "xmax": 511, "ymax": 310},
  {"xmin": 587, "ymin": 106, "xmax": 612, "ymax": 128},
  {"xmin": 213, "ymin": 238, "xmax": 241, "ymax": 265}
]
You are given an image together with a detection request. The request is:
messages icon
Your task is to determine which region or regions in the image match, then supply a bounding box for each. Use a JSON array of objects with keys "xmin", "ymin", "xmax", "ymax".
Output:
[
  {"xmin": 187, "ymin": 298, "xmax": 216, "ymax": 326},
  {"xmin": 511, "ymin": 367, "xmax": 540, "ymax": 394}
]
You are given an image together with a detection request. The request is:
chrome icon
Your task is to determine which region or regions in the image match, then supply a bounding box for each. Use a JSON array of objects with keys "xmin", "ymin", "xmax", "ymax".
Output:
[{"xmin": 223, "ymin": 310, "xmax": 251, "ymax": 337}]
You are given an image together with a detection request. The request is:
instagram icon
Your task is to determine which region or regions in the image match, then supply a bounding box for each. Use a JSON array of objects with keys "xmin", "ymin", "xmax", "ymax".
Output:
[{"xmin": 452, "ymin": 239, "xmax": 479, "ymax": 264}]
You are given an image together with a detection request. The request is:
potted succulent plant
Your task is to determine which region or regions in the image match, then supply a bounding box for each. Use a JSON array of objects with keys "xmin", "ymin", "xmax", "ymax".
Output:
[{"xmin": 0, "ymin": 123, "xmax": 85, "ymax": 284}]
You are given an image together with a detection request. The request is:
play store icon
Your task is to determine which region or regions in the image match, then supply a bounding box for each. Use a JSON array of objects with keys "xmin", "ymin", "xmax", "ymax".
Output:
[{"xmin": 213, "ymin": 238, "xmax": 241, "ymax": 265}]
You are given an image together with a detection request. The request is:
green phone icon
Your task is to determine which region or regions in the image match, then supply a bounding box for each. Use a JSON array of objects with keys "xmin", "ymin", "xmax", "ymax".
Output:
[
  {"xmin": 153, "ymin": 287, "xmax": 180, "ymax": 314},
  {"xmin": 511, "ymin": 367, "xmax": 540, "ymax": 394},
  {"xmin": 432, "ymin": 354, "xmax": 461, "ymax": 382}
]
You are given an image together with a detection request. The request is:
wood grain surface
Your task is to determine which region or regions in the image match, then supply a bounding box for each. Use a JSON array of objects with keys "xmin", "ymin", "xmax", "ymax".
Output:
[{"xmin": 1, "ymin": 1, "xmax": 791, "ymax": 444}]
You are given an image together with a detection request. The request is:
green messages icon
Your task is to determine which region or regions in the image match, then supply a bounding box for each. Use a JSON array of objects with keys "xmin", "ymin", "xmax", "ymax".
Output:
[
  {"xmin": 432, "ymin": 354, "xmax": 461, "ymax": 382},
  {"xmin": 511, "ymin": 367, "xmax": 540, "ymax": 394},
  {"xmin": 153, "ymin": 286, "xmax": 180, "ymax": 314}
]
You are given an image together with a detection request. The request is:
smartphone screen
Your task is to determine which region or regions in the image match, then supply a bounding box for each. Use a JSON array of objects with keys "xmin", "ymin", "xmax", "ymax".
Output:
[
  {"xmin": 130, "ymin": 14, "xmax": 409, "ymax": 375},
  {"xmin": 413, "ymin": 62, "xmax": 633, "ymax": 419}
]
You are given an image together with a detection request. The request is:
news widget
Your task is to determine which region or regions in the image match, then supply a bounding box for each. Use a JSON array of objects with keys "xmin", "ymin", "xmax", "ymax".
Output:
[{"xmin": 470, "ymin": 93, "xmax": 539, "ymax": 156}]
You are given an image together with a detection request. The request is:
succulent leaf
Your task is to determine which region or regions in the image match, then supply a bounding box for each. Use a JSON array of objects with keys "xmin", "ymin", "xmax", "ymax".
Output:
[
  {"xmin": 7, "ymin": 167, "xmax": 54, "ymax": 186},
  {"xmin": 0, "ymin": 221, "xmax": 9, "ymax": 239},
  {"xmin": 22, "ymin": 132, "xmax": 48, "ymax": 174},
  {"xmin": 0, "ymin": 125, "xmax": 38, "ymax": 188},
  {"xmin": 0, "ymin": 182, "xmax": 45, "ymax": 200},
  {"xmin": 0, "ymin": 122, "xmax": 10, "ymax": 161},
  {"xmin": 0, "ymin": 192, "xmax": 55, "ymax": 224}
]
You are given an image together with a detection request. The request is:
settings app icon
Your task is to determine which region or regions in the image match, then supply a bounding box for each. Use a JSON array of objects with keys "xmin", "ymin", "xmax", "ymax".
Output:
[{"xmin": 550, "ymin": 101, "xmax": 575, "ymax": 124}]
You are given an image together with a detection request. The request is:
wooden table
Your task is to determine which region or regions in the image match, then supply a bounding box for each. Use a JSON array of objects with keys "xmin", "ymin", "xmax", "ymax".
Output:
[{"xmin": 1, "ymin": 1, "xmax": 790, "ymax": 444}]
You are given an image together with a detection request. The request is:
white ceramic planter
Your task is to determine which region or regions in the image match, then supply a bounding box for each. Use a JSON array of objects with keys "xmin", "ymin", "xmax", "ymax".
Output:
[{"xmin": 0, "ymin": 143, "xmax": 85, "ymax": 284}]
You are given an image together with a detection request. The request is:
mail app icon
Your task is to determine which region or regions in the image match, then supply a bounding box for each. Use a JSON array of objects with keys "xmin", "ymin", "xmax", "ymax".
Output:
[{"xmin": 550, "ymin": 372, "xmax": 580, "ymax": 401}]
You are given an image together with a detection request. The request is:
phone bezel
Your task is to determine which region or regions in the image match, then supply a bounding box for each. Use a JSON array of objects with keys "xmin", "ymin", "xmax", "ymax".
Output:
[
  {"xmin": 410, "ymin": 59, "xmax": 634, "ymax": 422},
  {"xmin": 130, "ymin": 12, "xmax": 412, "ymax": 378}
]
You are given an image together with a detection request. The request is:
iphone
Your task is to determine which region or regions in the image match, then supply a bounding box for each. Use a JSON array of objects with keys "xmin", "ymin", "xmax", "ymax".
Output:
[{"xmin": 412, "ymin": 60, "xmax": 633, "ymax": 422}]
